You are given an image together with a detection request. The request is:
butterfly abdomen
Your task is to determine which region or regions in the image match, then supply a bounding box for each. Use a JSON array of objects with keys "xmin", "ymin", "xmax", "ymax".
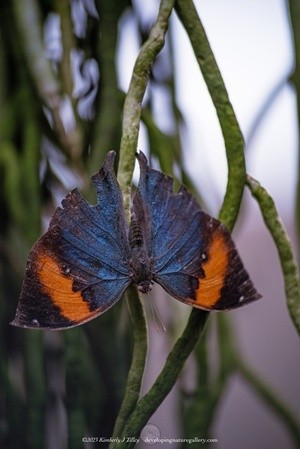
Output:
[
  {"xmin": 129, "ymin": 217, "xmax": 144, "ymax": 248},
  {"xmin": 128, "ymin": 217, "xmax": 154, "ymax": 293}
]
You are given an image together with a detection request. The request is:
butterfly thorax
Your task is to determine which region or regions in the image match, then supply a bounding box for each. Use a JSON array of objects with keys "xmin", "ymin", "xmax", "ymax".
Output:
[{"xmin": 129, "ymin": 218, "xmax": 153, "ymax": 293}]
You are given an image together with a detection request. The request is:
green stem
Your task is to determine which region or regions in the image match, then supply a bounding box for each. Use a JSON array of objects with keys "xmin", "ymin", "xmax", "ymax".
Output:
[
  {"xmin": 174, "ymin": 0, "xmax": 246, "ymax": 229},
  {"xmin": 117, "ymin": 0, "xmax": 174, "ymax": 219},
  {"xmin": 12, "ymin": 0, "xmax": 60, "ymax": 107},
  {"xmin": 247, "ymin": 175, "xmax": 300, "ymax": 334},
  {"xmin": 216, "ymin": 314, "xmax": 237, "ymax": 383},
  {"xmin": 117, "ymin": 310, "xmax": 209, "ymax": 449},
  {"xmin": 0, "ymin": 26, "xmax": 7, "ymax": 116},
  {"xmin": 183, "ymin": 314, "xmax": 236, "ymax": 440},
  {"xmin": 56, "ymin": 0, "xmax": 76, "ymax": 100},
  {"xmin": 89, "ymin": 0, "xmax": 125, "ymax": 172},
  {"xmin": 56, "ymin": 0, "xmax": 84, "ymax": 159},
  {"xmin": 110, "ymin": 287, "xmax": 148, "ymax": 444},
  {"xmin": 64, "ymin": 329, "xmax": 86, "ymax": 449},
  {"xmin": 12, "ymin": 0, "xmax": 76, "ymax": 158},
  {"xmin": 238, "ymin": 361, "xmax": 300, "ymax": 448},
  {"xmin": 182, "ymin": 326, "xmax": 211, "ymax": 439},
  {"xmin": 0, "ymin": 142, "xmax": 24, "ymax": 228},
  {"xmin": 112, "ymin": 1, "xmax": 174, "ymax": 441},
  {"xmin": 22, "ymin": 97, "xmax": 42, "ymax": 242},
  {"xmin": 24, "ymin": 331, "xmax": 46, "ymax": 448},
  {"xmin": 246, "ymin": 76, "xmax": 287, "ymax": 149},
  {"xmin": 288, "ymin": 0, "xmax": 300, "ymax": 262}
]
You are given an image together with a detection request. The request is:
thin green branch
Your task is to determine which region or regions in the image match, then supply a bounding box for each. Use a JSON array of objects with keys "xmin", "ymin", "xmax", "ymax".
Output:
[
  {"xmin": 84, "ymin": 305, "xmax": 130, "ymax": 436},
  {"xmin": 110, "ymin": 287, "xmax": 148, "ymax": 445},
  {"xmin": 12, "ymin": 0, "xmax": 77, "ymax": 159},
  {"xmin": 113, "ymin": 2, "xmax": 174, "ymax": 441},
  {"xmin": 12, "ymin": 0, "xmax": 60, "ymax": 108},
  {"xmin": 56, "ymin": 0, "xmax": 76, "ymax": 99},
  {"xmin": 0, "ymin": 328, "xmax": 25, "ymax": 444},
  {"xmin": 56, "ymin": 0, "xmax": 84, "ymax": 159},
  {"xmin": 0, "ymin": 28, "xmax": 7, "ymax": 114},
  {"xmin": 288, "ymin": 0, "xmax": 300, "ymax": 259},
  {"xmin": 182, "ymin": 314, "xmax": 236, "ymax": 440},
  {"xmin": 117, "ymin": 310, "xmax": 209, "ymax": 449},
  {"xmin": 182, "ymin": 327, "xmax": 213, "ymax": 440},
  {"xmin": 247, "ymin": 175, "xmax": 300, "ymax": 334},
  {"xmin": 246, "ymin": 75, "xmax": 288, "ymax": 149},
  {"xmin": 238, "ymin": 361, "xmax": 300, "ymax": 448},
  {"xmin": 0, "ymin": 142, "xmax": 24, "ymax": 228},
  {"xmin": 117, "ymin": 0, "xmax": 174, "ymax": 218},
  {"xmin": 89, "ymin": 0, "xmax": 125, "ymax": 172},
  {"xmin": 174, "ymin": 0, "xmax": 246, "ymax": 229},
  {"xmin": 22, "ymin": 124, "xmax": 41, "ymax": 240},
  {"xmin": 24, "ymin": 332, "xmax": 46, "ymax": 448},
  {"xmin": 216, "ymin": 314, "xmax": 237, "ymax": 383},
  {"xmin": 64, "ymin": 329, "xmax": 86, "ymax": 448}
]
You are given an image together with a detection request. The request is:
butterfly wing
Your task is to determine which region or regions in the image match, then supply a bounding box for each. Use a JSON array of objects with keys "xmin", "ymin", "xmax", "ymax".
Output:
[
  {"xmin": 134, "ymin": 152, "xmax": 261, "ymax": 310},
  {"xmin": 12, "ymin": 151, "xmax": 131, "ymax": 330}
]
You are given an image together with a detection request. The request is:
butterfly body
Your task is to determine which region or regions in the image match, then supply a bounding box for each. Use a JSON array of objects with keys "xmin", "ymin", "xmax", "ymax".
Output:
[
  {"xmin": 128, "ymin": 218, "xmax": 154, "ymax": 293},
  {"xmin": 12, "ymin": 151, "xmax": 261, "ymax": 330}
]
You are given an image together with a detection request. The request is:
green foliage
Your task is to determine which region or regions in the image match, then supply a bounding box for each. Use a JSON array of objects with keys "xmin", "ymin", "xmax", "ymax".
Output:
[
  {"xmin": 0, "ymin": 1, "xmax": 299, "ymax": 448},
  {"xmin": 247, "ymin": 176, "xmax": 300, "ymax": 334}
]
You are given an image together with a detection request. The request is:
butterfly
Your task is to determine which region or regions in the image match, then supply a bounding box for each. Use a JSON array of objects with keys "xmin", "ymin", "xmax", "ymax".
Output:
[{"xmin": 11, "ymin": 151, "xmax": 261, "ymax": 330}]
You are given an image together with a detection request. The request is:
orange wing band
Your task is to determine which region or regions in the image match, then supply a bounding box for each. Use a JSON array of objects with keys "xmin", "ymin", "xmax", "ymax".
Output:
[
  {"xmin": 194, "ymin": 230, "xmax": 229, "ymax": 308},
  {"xmin": 36, "ymin": 251, "xmax": 91, "ymax": 322}
]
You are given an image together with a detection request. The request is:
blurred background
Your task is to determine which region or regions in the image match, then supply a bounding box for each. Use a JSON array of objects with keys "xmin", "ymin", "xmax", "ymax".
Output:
[{"xmin": 0, "ymin": 0, "xmax": 299, "ymax": 448}]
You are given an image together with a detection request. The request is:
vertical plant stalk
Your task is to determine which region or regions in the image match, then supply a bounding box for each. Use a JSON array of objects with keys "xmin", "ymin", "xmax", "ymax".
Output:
[
  {"xmin": 22, "ymin": 94, "xmax": 42, "ymax": 243},
  {"xmin": 118, "ymin": 311, "xmax": 209, "ymax": 449},
  {"xmin": 247, "ymin": 175, "xmax": 300, "ymax": 334},
  {"xmin": 112, "ymin": 1, "xmax": 174, "ymax": 444},
  {"xmin": 175, "ymin": 0, "xmax": 246, "ymax": 229},
  {"xmin": 56, "ymin": 0, "xmax": 76, "ymax": 100},
  {"xmin": 24, "ymin": 332, "xmax": 46, "ymax": 449},
  {"xmin": 12, "ymin": 0, "xmax": 76, "ymax": 158},
  {"xmin": 12, "ymin": 0, "xmax": 60, "ymax": 107},
  {"xmin": 288, "ymin": 0, "xmax": 300, "ymax": 258},
  {"xmin": 246, "ymin": 76, "xmax": 288, "ymax": 149},
  {"xmin": 64, "ymin": 329, "xmax": 86, "ymax": 449},
  {"xmin": 117, "ymin": 0, "xmax": 175, "ymax": 218},
  {"xmin": 182, "ymin": 329, "xmax": 211, "ymax": 439},
  {"xmin": 111, "ymin": 287, "xmax": 147, "ymax": 441},
  {"xmin": 90, "ymin": 0, "xmax": 125, "ymax": 172},
  {"xmin": 183, "ymin": 315, "xmax": 236, "ymax": 440},
  {"xmin": 56, "ymin": 0, "xmax": 84, "ymax": 160}
]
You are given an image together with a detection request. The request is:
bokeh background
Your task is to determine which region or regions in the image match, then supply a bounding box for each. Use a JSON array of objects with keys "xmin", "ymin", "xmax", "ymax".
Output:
[{"xmin": 0, "ymin": 1, "xmax": 299, "ymax": 448}]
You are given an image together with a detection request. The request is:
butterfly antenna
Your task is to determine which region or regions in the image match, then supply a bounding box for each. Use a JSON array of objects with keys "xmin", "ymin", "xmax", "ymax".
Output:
[{"xmin": 146, "ymin": 292, "xmax": 166, "ymax": 333}]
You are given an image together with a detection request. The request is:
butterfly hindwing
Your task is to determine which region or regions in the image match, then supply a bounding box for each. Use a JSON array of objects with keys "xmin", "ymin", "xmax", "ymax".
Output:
[{"xmin": 12, "ymin": 152, "xmax": 131, "ymax": 329}]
